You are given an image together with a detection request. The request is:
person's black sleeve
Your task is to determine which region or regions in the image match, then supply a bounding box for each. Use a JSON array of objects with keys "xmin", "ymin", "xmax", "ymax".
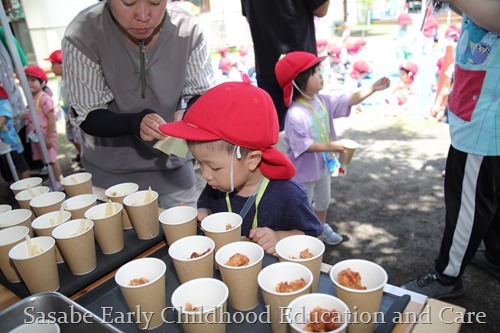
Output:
[{"xmin": 78, "ymin": 108, "xmax": 156, "ymax": 138}]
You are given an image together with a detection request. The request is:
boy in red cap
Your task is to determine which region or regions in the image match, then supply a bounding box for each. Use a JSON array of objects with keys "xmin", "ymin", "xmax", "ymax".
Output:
[
  {"xmin": 159, "ymin": 76, "xmax": 323, "ymax": 254},
  {"xmin": 45, "ymin": 50, "xmax": 83, "ymax": 170},
  {"xmin": 275, "ymin": 51, "xmax": 390, "ymax": 245},
  {"xmin": 22, "ymin": 65, "xmax": 63, "ymax": 188},
  {"xmin": 0, "ymin": 87, "xmax": 30, "ymax": 181}
]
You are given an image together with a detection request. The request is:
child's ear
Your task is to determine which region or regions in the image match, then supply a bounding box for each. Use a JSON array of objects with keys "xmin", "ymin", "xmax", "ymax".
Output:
[{"xmin": 246, "ymin": 150, "xmax": 262, "ymax": 171}]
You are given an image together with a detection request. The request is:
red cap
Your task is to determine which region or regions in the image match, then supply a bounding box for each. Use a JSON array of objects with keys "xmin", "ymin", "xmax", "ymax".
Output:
[
  {"xmin": 0, "ymin": 86, "xmax": 8, "ymax": 99},
  {"xmin": 400, "ymin": 62, "xmax": 419, "ymax": 82},
  {"xmin": 159, "ymin": 76, "xmax": 295, "ymax": 180},
  {"xmin": 327, "ymin": 43, "xmax": 341, "ymax": 56},
  {"xmin": 25, "ymin": 65, "xmax": 48, "ymax": 83},
  {"xmin": 45, "ymin": 50, "xmax": 62, "ymax": 64},
  {"xmin": 398, "ymin": 13, "xmax": 412, "ymax": 25},
  {"xmin": 218, "ymin": 46, "xmax": 229, "ymax": 55},
  {"xmin": 275, "ymin": 51, "xmax": 326, "ymax": 107},
  {"xmin": 353, "ymin": 60, "xmax": 370, "ymax": 73}
]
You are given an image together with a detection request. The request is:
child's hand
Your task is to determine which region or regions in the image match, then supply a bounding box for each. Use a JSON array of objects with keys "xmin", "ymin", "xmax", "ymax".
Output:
[
  {"xmin": 45, "ymin": 137, "xmax": 52, "ymax": 149},
  {"xmin": 330, "ymin": 141, "xmax": 346, "ymax": 154},
  {"xmin": 20, "ymin": 113, "xmax": 28, "ymax": 121},
  {"xmin": 373, "ymin": 77, "xmax": 390, "ymax": 91},
  {"xmin": 249, "ymin": 227, "xmax": 279, "ymax": 254},
  {"xmin": 197, "ymin": 208, "xmax": 210, "ymax": 223}
]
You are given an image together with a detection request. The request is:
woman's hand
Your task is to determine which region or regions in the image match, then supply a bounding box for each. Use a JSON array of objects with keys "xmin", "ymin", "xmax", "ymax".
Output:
[{"xmin": 139, "ymin": 113, "xmax": 167, "ymax": 141}]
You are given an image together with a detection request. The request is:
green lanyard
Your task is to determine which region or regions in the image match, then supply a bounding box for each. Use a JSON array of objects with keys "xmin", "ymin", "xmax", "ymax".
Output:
[
  {"xmin": 297, "ymin": 97, "xmax": 331, "ymax": 143},
  {"xmin": 226, "ymin": 177, "xmax": 270, "ymax": 229}
]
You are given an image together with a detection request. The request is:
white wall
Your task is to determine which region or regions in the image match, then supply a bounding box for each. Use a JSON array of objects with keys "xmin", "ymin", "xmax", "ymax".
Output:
[{"xmin": 20, "ymin": 0, "xmax": 97, "ymax": 67}]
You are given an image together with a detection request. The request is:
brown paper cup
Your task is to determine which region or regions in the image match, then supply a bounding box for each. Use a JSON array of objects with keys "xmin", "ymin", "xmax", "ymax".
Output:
[
  {"xmin": 29, "ymin": 191, "xmax": 66, "ymax": 218},
  {"xmin": 15, "ymin": 186, "xmax": 50, "ymax": 211},
  {"xmin": 0, "ymin": 204, "xmax": 12, "ymax": 214},
  {"xmin": 338, "ymin": 139, "xmax": 359, "ymax": 165},
  {"xmin": 159, "ymin": 206, "xmax": 197, "ymax": 246},
  {"xmin": 276, "ymin": 235, "xmax": 325, "ymax": 292},
  {"xmin": 0, "ymin": 209, "xmax": 33, "ymax": 237},
  {"xmin": 105, "ymin": 182, "xmax": 139, "ymax": 230},
  {"xmin": 123, "ymin": 190, "xmax": 159, "ymax": 240},
  {"xmin": 0, "ymin": 226, "xmax": 30, "ymax": 283},
  {"xmin": 201, "ymin": 212, "xmax": 242, "ymax": 257},
  {"xmin": 215, "ymin": 241, "xmax": 264, "ymax": 311},
  {"xmin": 287, "ymin": 293, "xmax": 350, "ymax": 333},
  {"xmin": 61, "ymin": 172, "xmax": 93, "ymax": 197},
  {"xmin": 85, "ymin": 202, "xmax": 124, "ymax": 254},
  {"xmin": 63, "ymin": 194, "xmax": 97, "ymax": 220},
  {"xmin": 31, "ymin": 210, "xmax": 72, "ymax": 264},
  {"xmin": 9, "ymin": 177, "xmax": 43, "ymax": 196},
  {"xmin": 329, "ymin": 259, "xmax": 388, "ymax": 333},
  {"xmin": 258, "ymin": 262, "xmax": 313, "ymax": 333},
  {"xmin": 171, "ymin": 278, "xmax": 229, "ymax": 333},
  {"xmin": 8, "ymin": 236, "xmax": 59, "ymax": 294},
  {"xmin": 168, "ymin": 235, "xmax": 215, "ymax": 284},
  {"xmin": 52, "ymin": 219, "xmax": 96, "ymax": 275},
  {"xmin": 115, "ymin": 258, "xmax": 167, "ymax": 330}
]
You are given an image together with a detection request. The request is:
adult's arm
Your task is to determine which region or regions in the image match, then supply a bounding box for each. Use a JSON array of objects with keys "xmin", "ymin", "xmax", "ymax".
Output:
[
  {"xmin": 62, "ymin": 39, "xmax": 167, "ymax": 141},
  {"xmin": 445, "ymin": 0, "xmax": 500, "ymax": 32},
  {"xmin": 312, "ymin": 1, "xmax": 330, "ymax": 17}
]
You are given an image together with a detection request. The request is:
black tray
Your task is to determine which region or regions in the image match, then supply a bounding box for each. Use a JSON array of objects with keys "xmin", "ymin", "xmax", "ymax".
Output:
[
  {"xmin": 0, "ymin": 227, "xmax": 165, "ymax": 299},
  {"xmin": 78, "ymin": 247, "xmax": 407, "ymax": 333}
]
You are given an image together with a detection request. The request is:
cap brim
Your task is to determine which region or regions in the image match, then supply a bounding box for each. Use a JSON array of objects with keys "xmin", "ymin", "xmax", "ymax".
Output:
[
  {"xmin": 159, "ymin": 120, "xmax": 221, "ymax": 142},
  {"xmin": 260, "ymin": 147, "xmax": 295, "ymax": 180}
]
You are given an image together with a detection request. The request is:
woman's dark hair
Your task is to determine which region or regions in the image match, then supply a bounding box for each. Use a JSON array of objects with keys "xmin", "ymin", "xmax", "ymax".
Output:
[{"xmin": 292, "ymin": 64, "xmax": 319, "ymax": 98}]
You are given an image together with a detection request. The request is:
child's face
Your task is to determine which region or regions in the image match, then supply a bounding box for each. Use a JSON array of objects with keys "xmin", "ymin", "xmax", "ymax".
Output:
[
  {"xmin": 399, "ymin": 69, "xmax": 411, "ymax": 84},
  {"xmin": 190, "ymin": 143, "xmax": 252, "ymax": 193},
  {"xmin": 27, "ymin": 76, "xmax": 43, "ymax": 95},
  {"xmin": 305, "ymin": 66, "xmax": 324, "ymax": 95},
  {"xmin": 51, "ymin": 62, "xmax": 63, "ymax": 76}
]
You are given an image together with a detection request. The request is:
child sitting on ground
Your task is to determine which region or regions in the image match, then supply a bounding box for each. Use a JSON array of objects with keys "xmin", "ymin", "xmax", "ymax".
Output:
[
  {"xmin": 0, "ymin": 87, "xmax": 30, "ymax": 181},
  {"xmin": 385, "ymin": 62, "xmax": 419, "ymax": 113},
  {"xmin": 275, "ymin": 51, "xmax": 390, "ymax": 245},
  {"xmin": 159, "ymin": 76, "xmax": 323, "ymax": 254}
]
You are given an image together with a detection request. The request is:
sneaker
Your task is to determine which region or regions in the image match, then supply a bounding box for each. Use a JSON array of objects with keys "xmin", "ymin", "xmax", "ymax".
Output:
[
  {"xmin": 43, "ymin": 179, "xmax": 64, "ymax": 191},
  {"xmin": 30, "ymin": 166, "xmax": 48, "ymax": 176},
  {"xmin": 470, "ymin": 249, "xmax": 500, "ymax": 280},
  {"xmin": 321, "ymin": 224, "xmax": 343, "ymax": 245},
  {"xmin": 401, "ymin": 268, "xmax": 465, "ymax": 300}
]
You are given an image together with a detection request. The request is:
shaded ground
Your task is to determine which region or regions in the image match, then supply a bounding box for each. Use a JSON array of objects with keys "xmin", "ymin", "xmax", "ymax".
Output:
[{"xmin": 322, "ymin": 110, "xmax": 499, "ymax": 333}]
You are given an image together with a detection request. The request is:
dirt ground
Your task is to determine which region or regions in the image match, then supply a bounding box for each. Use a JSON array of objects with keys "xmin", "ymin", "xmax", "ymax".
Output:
[{"xmin": 321, "ymin": 110, "xmax": 499, "ymax": 333}]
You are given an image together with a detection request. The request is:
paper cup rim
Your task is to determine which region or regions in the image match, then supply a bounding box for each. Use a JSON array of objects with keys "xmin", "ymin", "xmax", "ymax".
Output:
[
  {"xmin": 0, "ymin": 226, "xmax": 30, "ymax": 246},
  {"xmin": 115, "ymin": 257, "xmax": 166, "ymax": 289},
  {"xmin": 105, "ymin": 182, "xmax": 139, "ymax": 198},
  {"xmin": 168, "ymin": 235, "xmax": 215, "ymax": 262},
  {"xmin": 0, "ymin": 209, "xmax": 32, "ymax": 228},
  {"xmin": 31, "ymin": 211, "xmax": 72, "ymax": 230},
  {"xmin": 123, "ymin": 190, "xmax": 159, "ymax": 207},
  {"xmin": 258, "ymin": 262, "xmax": 314, "ymax": 296},
  {"xmin": 200, "ymin": 212, "xmax": 243, "ymax": 233},
  {"xmin": 339, "ymin": 139, "xmax": 359, "ymax": 149},
  {"xmin": 8, "ymin": 236, "xmax": 55, "ymax": 260},
  {"xmin": 9, "ymin": 177, "xmax": 43, "ymax": 191},
  {"xmin": 61, "ymin": 172, "xmax": 92, "ymax": 186},
  {"xmin": 275, "ymin": 235, "xmax": 325, "ymax": 262},
  {"xmin": 159, "ymin": 206, "xmax": 198, "ymax": 225},
  {"xmin": 0, "ymin": 204, "xmax": 12, "ymax": 214},
  {"xmin": 7, "ymin": 322, "xmax": 61, "ymax": 333},
  {"xmin": 15, "ymin": 186, "xmax": 50, "ymax": 201},
  {"xmin": 63, "ymin": 194, "xmax": 97, "ymax": 209},
  {"xmin": 215, "ymin": 241, "xmax": 264, "ymax": 269},
  {"xmin": 171, "ymin": 277, "xmax": 229, "ymax": 314},
  {"xmin": 287, "ymin": 293, "xmax": 350, "ymax": 333},
  {"xmin": 52, "ymin": 219, "xmax": 94, "ymax": 240},
  {"xmin": 84, "ymin": 202, "xmax": 123, "ymax": 220},
  {"xmin": 29, "ymin": 191, "xmax": 66, "ymax": 208},
  {"xmin": 329, "ymin": 259, "xmax": 388, "ymax": 293}
]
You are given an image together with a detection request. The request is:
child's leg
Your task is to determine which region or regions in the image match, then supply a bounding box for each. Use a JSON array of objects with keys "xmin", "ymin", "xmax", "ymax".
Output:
[
  {"xmin": 11, "ymin": 151, "xmax": 31, "ymax": 179},
  {"xmin": 50, "ymin": 161, "xmax": 62, "ymax": 180}
]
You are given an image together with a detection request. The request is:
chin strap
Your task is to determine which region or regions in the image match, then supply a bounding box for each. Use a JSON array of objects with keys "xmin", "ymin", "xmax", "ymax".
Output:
[{"xmin": 292, "ymin": 80, "xmax": 314, "ymax": 100}]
